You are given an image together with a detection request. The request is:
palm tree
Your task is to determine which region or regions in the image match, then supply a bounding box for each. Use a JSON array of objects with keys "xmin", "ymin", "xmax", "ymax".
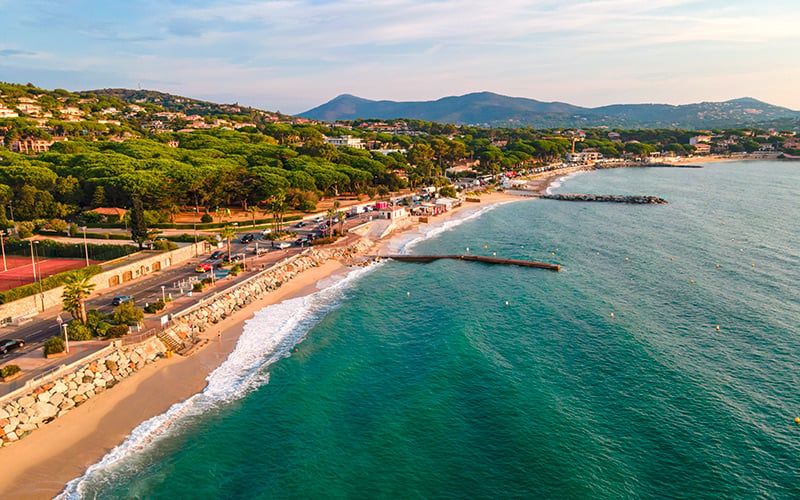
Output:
[
  {"xmin": 326, "ymin": 208, "xmax": 335, "ymax": 237},
  {"xmin": 62, "ymin": 274, "xmax": 96, "ymax": 325},
  {"xmin": 247, "ymin": 206, "xmax": 258, "ymax": 228},
  {"xmin": 220, "ymin": 225, "xmax": 236, "ymax": 260},
  {"xmin": 337, "ymin": 210, "xmax": 346, "ymax": 236}
]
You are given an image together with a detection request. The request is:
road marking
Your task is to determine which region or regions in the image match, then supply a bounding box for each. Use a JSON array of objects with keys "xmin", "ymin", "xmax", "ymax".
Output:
[{"xmin": 31, "ymin": 329, "xmax": 43, "ymax": 335}]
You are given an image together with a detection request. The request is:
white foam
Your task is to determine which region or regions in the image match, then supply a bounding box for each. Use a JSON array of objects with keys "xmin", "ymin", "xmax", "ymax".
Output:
[
  {"xmin": 58, "ymin": 264, "xmax": 377, "ymax": 499},
  {"xmin": 393, "ymin": 201, "xmax": 516, "ymax": 255},
  {"xmin": 545, "ymin": 170, "xmax": 586, "ymax": 195}
]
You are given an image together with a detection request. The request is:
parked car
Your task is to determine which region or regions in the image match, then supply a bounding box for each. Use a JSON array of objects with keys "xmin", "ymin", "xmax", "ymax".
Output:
[
  {"xmin": 196, "ymin": 263, "xmax": 212, "ymax": 273},
  {"xmin": 111, "ymin": 295, "xmax": 134, "ymax": 306},
  {"xmin": 295, "ymin": 221, "xmax": 307, "ymax": 228},
  {"xmin": 210, "ymin": 250, "xmax": 224, "ymax": 260},
  {"xmin": 0, "ymin": 338, "xmax": 25, "ymax": 355},
  {"xmin": 223, "ymin": 254, "xmax": 243, "ymax": 263},
  {"xmin": 274, "ymin": 241, "xmax": 292, "ymax": 249},
  {"xmin": 240, "ymin": 233, "xmax": 255, "ymax": 244}
]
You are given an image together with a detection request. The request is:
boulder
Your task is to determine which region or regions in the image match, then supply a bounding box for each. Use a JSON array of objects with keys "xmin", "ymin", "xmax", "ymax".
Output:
[{"xmin": 31, "ymin": 402, "xmax": 57, "ymax": 420}]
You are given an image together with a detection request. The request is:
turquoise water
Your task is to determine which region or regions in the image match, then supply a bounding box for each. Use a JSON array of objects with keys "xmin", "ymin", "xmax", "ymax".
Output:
[{"xmin": 62, "ymin": 161, "xmax": 800, "ymax": 498}]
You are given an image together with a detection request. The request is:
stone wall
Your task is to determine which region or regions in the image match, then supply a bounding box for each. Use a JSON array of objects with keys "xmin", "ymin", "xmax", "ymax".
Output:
[
  {"xmin": 0, "ymin": 240, "xmax": 371, "ymax": 446},
  {"xmin": 0, "ymin": 337, "xmax": 165, "ymax": 445},
  {"xmin": 0, "ymin": 242, "xmax": 210, "ymax": 323}
]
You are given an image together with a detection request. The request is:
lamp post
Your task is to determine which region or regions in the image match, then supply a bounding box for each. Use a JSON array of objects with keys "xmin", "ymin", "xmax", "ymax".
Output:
[
  {"xmin": 57, "ymin": 315, "xmax": 69, "ymax": 353},
  {"xmin": 29, "ymin": 239, "xmax": 37, "ymax": 282},
  {"xmin": 161, "ymin": 285, "xmax": 166, "ymax": 302},
  {"xmin": 33, "ymin": 241, "xmax": 43, "ymax": 311},
  {"xmin": 80, "ymin": 226, "xmax": 89, "ymax": 266},
  {"xmin": 0, "ymin": 230, "xmax": 6, "ymax": 272}
]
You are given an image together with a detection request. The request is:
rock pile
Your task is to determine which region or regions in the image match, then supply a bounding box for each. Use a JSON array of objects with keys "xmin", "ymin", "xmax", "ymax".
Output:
[
  {"xmin": 0, "ymin": 338, "xmax": 163, "ymax": 445},
  {"xmin": 541, "ymin": 193, "xmax": 668, "ymax": 204}
]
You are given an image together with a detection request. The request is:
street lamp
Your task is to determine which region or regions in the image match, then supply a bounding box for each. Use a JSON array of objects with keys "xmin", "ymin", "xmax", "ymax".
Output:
[
  {"xmin": 56, "ymin": 315, "xmax": 69, "ymax": 353},
  {"xmin": 29, "ymin": 239, "xmax": 37, "ymax": 282},
  {"xmin": 161, "ymin": 285, "xmax": 166, "ymax": 302},
  {"xmin": 33, "ymin": 241, "xmax": 43, "ymax": 311},
  {"xmin": 80, "ymin": 226, "xmax": 89, "ymax": 266}
]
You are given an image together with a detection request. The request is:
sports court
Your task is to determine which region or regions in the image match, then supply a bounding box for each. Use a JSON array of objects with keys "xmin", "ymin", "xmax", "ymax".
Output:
[{"xmin": 0, "ymin": 256, "xmax": 100, "ymax": 292}]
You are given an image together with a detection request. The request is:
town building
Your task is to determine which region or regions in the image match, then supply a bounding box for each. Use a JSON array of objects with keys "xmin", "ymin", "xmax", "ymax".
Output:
[{"xmin": 325, "ymin": 135, "xmax": 366, "ymax": 149}]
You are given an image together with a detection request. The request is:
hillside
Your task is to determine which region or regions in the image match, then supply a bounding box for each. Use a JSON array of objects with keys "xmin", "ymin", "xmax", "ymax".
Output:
[{"xmin": 300, "ymin": 92, "xmax": 800, "ymax": 129}]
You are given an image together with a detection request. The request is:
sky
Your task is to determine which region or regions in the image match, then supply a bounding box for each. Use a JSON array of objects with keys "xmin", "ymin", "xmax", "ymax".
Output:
[{"xmin": 1, "ymin": 0, "xmax": 799, "ymax": 114}]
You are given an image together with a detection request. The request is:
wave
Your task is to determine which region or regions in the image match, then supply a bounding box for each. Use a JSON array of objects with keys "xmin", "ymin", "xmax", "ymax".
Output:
[
  {"xmin": 545, "ymin": 170, "xmax": 586, "ymax": 195},
  {"xmin": 57, "ymin": 264, "xmax": 378, "ymax": 499},
  {"xmin": 395, "ymin": 201, "xmax": 517, "ymax": 254}
]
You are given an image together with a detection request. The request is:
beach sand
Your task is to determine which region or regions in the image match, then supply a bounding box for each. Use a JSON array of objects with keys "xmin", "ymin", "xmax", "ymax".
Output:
[{"xmin": 0, "ymin": 190, "xmax": 530, "ymax": 499}]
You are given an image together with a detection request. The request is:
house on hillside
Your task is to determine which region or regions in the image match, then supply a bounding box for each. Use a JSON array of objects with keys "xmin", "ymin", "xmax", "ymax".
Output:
[{"xmin": 85, "ymin": 207, "xmax": 127, "ymax": 223}]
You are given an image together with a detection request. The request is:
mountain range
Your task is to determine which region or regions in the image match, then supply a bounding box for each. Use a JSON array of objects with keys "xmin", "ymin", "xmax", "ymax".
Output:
[{"xmin": 300, "ymin": 92, "xmax": 800, "ymax": 129}]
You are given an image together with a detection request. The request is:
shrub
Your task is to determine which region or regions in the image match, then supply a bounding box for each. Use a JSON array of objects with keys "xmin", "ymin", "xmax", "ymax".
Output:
[
  {"xmin": 152, "ymin": 240, "xmax": 179, "ymax": 251},
  {"xmin": 86, "ymin": 309, "xmax": 106, "ymax": 330},
  {"xmin": 69, "ymin": 222, "xmax": 79, "ymax": 237},
  {"xmin": 113, "ymin": 301, "xmax": 144, "ymax": 325},
  {"xmin": 192, "ymin": 282, "xmax": 205, "ymax": 292},
  {"xmin": 67, "ymin": 322, "xmax": 93, "ymax": 341},
  {"xmin": 144, "ymin": 300, "xmax": 166, "ymax": 314},
  {"xmin": 201, "ymin": 277, "xmax": 213, "ymax": 285},
  {"xmin": 95, "ymin": 321, "xmax": 113, "ymax": 337},
  {"xmin": 200, "ymin": 213, "xmax": 213, "ymax": 223},
  {"xmin": 43, "ymin": 336, "xmax": 65, "ymax": 355},
  {"xmin": 17, "ymin": 221, "xmax": 35, "ymax": 238},
  {"xmin": 311, "ymin": 236, "xmax": 338, "ymax": 246},
  {"xmin": 0, "ymin": 364, "xmax": 21, "ymax": 378},
  {"xmin": 104, "ymin": 325, "xmax": 129, "ymax": 339}
]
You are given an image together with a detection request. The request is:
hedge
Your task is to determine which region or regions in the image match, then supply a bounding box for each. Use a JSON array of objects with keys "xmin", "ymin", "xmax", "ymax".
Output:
[
  {"xmin": 0, "ymin": 265, "xmax": 103, "ymax": 304},
  {"xmin": 0, "ymin": 364, "xmax": 21, "ymax": 377},
  {"xmin": 84, "ymin": 215, "xmax": 302, "ymax": 231},
  {"xmin": 8, "ymin": 238, "xmax": 138, "ymax": 261},
  {"xmin": 43, "ymin": 336, "xmax": 65, "ymax": 355}
]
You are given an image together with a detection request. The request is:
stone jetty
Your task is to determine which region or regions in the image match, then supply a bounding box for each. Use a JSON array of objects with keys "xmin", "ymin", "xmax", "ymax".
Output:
[{"xmin": 541, "ymin": 194, "xmax": 668, "ymax": 204}]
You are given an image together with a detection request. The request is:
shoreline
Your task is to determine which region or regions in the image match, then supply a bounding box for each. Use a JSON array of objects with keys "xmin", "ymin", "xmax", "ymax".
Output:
[{"xmin": 0, "ymin": 190, "xmax": 524, "ymax": 499}]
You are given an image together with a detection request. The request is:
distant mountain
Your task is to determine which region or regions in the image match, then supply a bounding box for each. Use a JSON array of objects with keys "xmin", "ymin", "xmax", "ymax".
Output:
[{"xmin": 300, "ymin": 92, "xmax": 800, "ymax": 129}]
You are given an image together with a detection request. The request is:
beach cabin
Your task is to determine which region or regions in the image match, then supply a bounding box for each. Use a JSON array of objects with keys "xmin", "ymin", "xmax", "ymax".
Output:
[
  {"xmin": 378, "ymin": 207, "xmax": 408, "ymax": 220},
  {"xmin": 435, "ymin": 197, "xmax": 460, "ymax": 211}
]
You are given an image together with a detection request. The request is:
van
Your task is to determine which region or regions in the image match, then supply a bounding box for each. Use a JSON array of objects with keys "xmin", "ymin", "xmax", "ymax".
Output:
[{"xmin": 274, "ymin": 241, "xmax": 292, "ymax": 249}]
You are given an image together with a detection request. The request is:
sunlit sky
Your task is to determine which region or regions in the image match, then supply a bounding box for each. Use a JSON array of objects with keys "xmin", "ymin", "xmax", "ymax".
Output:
[{"xmin": 2, "ymin": 0, "xmax": 799, "ymax": 114}]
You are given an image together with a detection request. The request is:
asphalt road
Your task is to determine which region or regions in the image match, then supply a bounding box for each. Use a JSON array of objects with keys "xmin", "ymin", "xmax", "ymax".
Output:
[{"xmin": 0, "ymin": 230, "xmax": 305, "ymax": 364}]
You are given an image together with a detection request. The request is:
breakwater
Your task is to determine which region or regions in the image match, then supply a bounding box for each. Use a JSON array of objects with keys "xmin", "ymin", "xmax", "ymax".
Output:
[
  {"xmin": 541, "ymin": 194, "xmax": 668, "ymax": 204},
  {"xmin": 383, "ymin": 254, "xmax": 561, "ymax": 271},
  {"xmin": 591, "ymin": 162, "xmax": 703, "ymax": 169}
]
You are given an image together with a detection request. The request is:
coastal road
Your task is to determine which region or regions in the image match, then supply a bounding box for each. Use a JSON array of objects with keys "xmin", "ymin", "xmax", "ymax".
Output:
[{"xmin": 0, "ymin": 233, "xmax": 304, "ymax": 362}]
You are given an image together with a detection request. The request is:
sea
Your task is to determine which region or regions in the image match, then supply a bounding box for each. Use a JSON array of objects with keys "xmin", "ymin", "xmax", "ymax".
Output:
[{"xmin": 60, "ymin": 161, "xmax": 800, "ymax": 499}]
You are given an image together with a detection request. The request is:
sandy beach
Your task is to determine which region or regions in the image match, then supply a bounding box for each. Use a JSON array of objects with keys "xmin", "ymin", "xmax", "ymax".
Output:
[{"xmin": 0, "ymin": 188, "xmax": 529, "ymax": 499}]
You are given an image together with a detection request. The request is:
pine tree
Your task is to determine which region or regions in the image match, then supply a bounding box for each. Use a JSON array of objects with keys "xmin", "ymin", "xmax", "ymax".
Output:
[{"xmin": 130, "ymin": 197, "xmax": 148, "ymax": 249}]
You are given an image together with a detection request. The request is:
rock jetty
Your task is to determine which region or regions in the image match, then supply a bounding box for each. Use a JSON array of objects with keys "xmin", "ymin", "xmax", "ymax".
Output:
[{"xmin": 541, "ymin": 194, "xmax": 668, "ymax": 204}]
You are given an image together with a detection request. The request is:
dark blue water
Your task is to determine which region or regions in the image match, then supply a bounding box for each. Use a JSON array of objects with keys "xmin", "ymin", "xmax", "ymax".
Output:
[{"xmin": 63, "ymin": 161, "xmax": 800, "ymax": 499}]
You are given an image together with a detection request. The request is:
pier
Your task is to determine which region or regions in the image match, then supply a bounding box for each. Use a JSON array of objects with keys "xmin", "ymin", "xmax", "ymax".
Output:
[
  {"xmin": 540, "ymin": 194, "xmax": 668, "ymax": 204},
  {"xmin": 381, "ymin": 254, "xmax": 561, "ymax": 271}
]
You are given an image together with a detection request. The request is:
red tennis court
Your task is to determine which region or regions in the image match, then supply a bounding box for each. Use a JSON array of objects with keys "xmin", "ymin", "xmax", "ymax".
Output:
[{"xmin": 0, "ymin": 256, "xmax": 100, "ymax": 292}]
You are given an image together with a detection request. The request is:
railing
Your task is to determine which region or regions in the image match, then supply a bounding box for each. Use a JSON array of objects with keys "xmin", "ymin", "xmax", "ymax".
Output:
[{"xmin": 121, "ymin": 327, "xmax": 159, "ymax": 345}]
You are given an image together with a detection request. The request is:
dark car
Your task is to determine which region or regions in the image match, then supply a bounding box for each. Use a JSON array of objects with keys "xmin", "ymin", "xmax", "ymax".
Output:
[
  {"xmin": 111, "ymin": 295, "xmax": 134, "ymax": 306},
  {"xmin": 210, "ymin": 250, "xmax": 224, "ymax": 260},
  {"xmin": 240, "ymin": 234, "xmax": 254, "ymax": 244},
  {"xmin": 223, "ymin": 254, "xmax": 243, "ymax": 263},
  {"xmin": 0, "ymin": 338, "xmax": 25, "ymax": 355},
  {"xmin": 295, "ymin": 221, "xmax": 307, "ymax": 228}
]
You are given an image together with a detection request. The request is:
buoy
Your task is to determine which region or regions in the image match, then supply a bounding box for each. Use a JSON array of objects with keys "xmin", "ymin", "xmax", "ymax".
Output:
[
  {"xmin": 484, "ymin": 245, "xmax": 488, "ymax": 249},
  {"xmin": 690, "ymin": 279, "xmax": 695, "ymax": 283},
  {"xmin": 752, "ymin": 263, "xmax": 755, "ymax": 267},
  {"xmin": 505, "ymin": 301, "xmax": 509, "ymax": 306},
  {"xmin": 407, "ymin": 291, "xmax": 410, "ymax": 297},
  {"xmin": 716, "ymin": 264, "xmax": 719, "ymax": 268},
  {"xmin": 740, "ymin": 249, "xmax": 744, "ymax": 252},
  {"xmin": 625, "ymin": 257, "xmax": 629, "ymax": 261},
  {"xmin": 552, "ymin": 252, "xmax": 555, "ymax": 256},
  {"xmin": 722, "ymin": 222, "xmax": 726, "ymax": 225},
  {"xmin": 610, "ymin": 312, "xmax": 614, "ymax": 318},
  {"xmin": 466, "ymin": 247, "xmax": 469, "ymax": 253},
  {"xmin": 671, "ymin": 257, "xmax": 674, "ymax": 261},
  {"xmin": 795, "ymin": 417, "xmax": 800, "ymax": 425}
]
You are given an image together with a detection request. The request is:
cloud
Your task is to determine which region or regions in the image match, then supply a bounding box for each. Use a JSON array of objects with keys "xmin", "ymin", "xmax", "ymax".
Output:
[{"xmin": 0, "ymin": 49, "xmax": 36, "ymax": 57}]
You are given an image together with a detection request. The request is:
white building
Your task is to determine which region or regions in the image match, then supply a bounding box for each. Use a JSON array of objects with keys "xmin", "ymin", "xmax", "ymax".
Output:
[
  {"xmin": 325, "ymin": 135, "xmax": 366, "ymax": 149},
  {"xmin": 566, "ymin": 151, "xmax": 602, "ymax": 164}
]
